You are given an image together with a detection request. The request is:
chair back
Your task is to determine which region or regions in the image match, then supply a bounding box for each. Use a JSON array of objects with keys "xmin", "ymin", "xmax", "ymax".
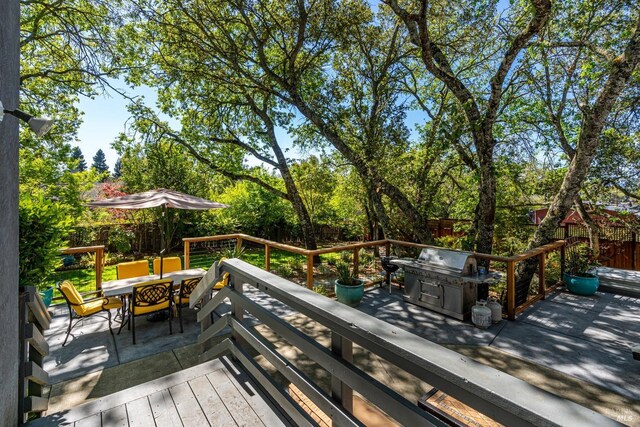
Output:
[
  {"xmin": 153, "ymin": 257, "xmax": 182, "ymax": 275},
  {"xmin": 178, "ymin": 277, "xmax": 203, "ymax": 301},
  {"xmin": 57, "ymin": 281, "xmax": 85, "ymax": 315},
  {"xmin": 131, "ymin": 279, "xmax": 173, "ymax": 314},
  {"xmin": 117, "ymin": 260, "xmax": 149, "ymax": 279}
]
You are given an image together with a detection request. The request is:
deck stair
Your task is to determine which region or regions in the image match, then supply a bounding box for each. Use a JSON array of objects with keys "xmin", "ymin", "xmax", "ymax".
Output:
[
  {"xmin": 28, "ymin": 357, "xmax": 289, "ymax": 426},
  {"xmin": 595, "ymin": 267, "xmax": 640, "ymax": 298}
]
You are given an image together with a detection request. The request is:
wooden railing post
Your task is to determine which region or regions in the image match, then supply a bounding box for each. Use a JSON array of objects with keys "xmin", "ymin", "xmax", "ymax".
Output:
[
  {"xmin": 265, "ymin": 244, "xmax": 271, "ymax": 272},
  {"xmin": 538, "ymin": 253, "xmax": 546, "ymax": 298},
  {"xmin": 507, "ymin": 260, "xmax": 516, "ymax": 320},
  {"xmin": 560, "ymin": 243, "xmax": 566, "ymax": 279},
  {"xmin": 306, "ymin": 254, "xmax": 314, "ymax": 289},
  {"xmin": 331, "ymin": 332, "xmax": 353, "ymax": 413},
  {"xmin": 236, "ymin": 236, "xmax": 243, "ymax": 253},
  {"xmin": 385, "ymin": 240, "xmax": 391, "ymax": 257},
  {"xmin": 632, "ymin": 232, "xmax": 637, "ymax": 271},
  {"xmin": 353, "ymin": 248, "xmax": 359, "ymax": 277},
  {"xmin": 184, "ymin": 241, "xmax": 190, "ymax": 269},
  {"xmin": 95, "ymin": 246, "xmax": 104, "ymax": 291}
]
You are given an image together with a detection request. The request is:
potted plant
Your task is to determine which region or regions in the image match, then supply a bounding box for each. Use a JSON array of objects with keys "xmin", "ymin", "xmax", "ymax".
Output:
[
  {"xmin": 39, "ymin": 284, "xmax": 54, "ymax": 308},
  {"xmin": 563, "ymin": 243, "xmax": 599, "ymax": 296},
  {"xmin": 334, "ymin": 261, "xmax": 364, "ymax": 306}
]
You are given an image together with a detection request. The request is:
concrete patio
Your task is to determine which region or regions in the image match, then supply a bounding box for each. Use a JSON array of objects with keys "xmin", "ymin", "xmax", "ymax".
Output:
[{"xmin": 39, "ymin": 284, "xmax": 640, "ymax": 425}]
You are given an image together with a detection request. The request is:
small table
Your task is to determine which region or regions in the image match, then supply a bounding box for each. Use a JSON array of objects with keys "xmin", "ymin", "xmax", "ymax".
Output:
[{"xmin": 102, "ymin": 268, "xmax": 207, "ymax": 297}]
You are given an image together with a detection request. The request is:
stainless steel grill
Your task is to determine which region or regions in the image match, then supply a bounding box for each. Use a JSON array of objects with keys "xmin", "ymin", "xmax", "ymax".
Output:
[{"xmin": 391, "ymin": 248, "xmax": 494, "ymax": 320}]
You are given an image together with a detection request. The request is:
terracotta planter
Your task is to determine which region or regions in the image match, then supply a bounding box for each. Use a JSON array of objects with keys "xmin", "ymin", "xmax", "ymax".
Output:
[
  {"xmin": 563, "ymin": 272, "xmax": 599, "ymax": 296},
  {"xmin": 334, "ymin": 279, "xmax": 364, "ymax": 307}
]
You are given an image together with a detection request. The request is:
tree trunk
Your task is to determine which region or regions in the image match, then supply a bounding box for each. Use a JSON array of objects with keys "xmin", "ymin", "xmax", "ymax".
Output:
[
  {"xmin": 473, "ymin": 139, "xmax": 497, "ymax": 257},
  {"xmin": 574, "ymin": 197, "xmax": 600, "ymax": 255}
]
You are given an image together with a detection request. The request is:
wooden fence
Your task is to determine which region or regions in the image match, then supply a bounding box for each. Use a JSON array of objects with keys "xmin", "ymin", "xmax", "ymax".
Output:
[{"xmin": 18, "ymin": 287, "xmax": 51, "ymax": 424}]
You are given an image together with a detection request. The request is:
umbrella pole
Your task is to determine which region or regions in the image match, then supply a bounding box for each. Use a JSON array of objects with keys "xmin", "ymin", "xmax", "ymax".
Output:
[{"xmin": 160, "ymin": 204, "xmax": 166, "ymax": 278}]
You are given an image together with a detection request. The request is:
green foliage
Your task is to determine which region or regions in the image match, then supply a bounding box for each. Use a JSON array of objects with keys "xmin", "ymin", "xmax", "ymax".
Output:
[
  {"xmin": 92, "ymin": 149, "xmax": 110, "ymax": 179},
  {"xmin": 19, "ymin": 193, "xmax": 73, "ymax": 290},
  {"xmin": 108, "ymin": 227, "xmax": 134, "ymax": 254},
  {"xmin": 335, "ymin": 261, "xmax": 357, "ymax": 285},
  {"xmin": 206, "ymin": 180, "xmax": 295, "ymax": 240},
  {"xmin": 71, "ymin": 147, "xmax": 87, "ymax": 172},
  {"xmin": 566, "ymin": 243, "xmax": 599, "ymax": 276}
]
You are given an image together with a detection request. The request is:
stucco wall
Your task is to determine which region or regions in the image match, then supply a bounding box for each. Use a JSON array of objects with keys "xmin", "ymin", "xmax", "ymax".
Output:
[{"xmin": 0, "ymin": 0, "xmax": 21, "ymax": 424}]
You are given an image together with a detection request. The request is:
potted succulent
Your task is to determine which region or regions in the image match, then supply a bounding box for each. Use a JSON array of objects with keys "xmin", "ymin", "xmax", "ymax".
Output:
[
  {"xmin": 563, "ymin": 243, "xmax": 599, "ymax": 296},
  {"xmin": 334, "ymin": 261, "xmax": 364, "ymax": 307}
]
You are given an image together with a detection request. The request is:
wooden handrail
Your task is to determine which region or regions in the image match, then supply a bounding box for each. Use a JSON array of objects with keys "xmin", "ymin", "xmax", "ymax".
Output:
[
  {"xmin": 197, "ymin": 259, "xmax": 618, "ymax": 427},
  {"xmin": 184, "ymin": 234, "xmax": 566, "ymax": 317}
]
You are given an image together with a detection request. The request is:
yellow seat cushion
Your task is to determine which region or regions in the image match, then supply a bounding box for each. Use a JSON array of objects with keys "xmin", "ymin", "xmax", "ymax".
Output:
[
  {"xmin": 153, "ymin": 257, "xmax": 182, "ymax": 275},
  {"xmin": 117, "ymin": 260, "xmax": 150, "ymax": 279},
  {"xmin": 77, "ymin": 297, "xmax": 123, "ymax": 317},
  {"xmin": 132, "ymin": 300, "xmax": 170, "ymax": 315}
]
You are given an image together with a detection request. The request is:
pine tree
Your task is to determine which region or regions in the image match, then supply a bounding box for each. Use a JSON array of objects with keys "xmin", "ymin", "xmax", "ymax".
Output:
[
  {"xmin": 92, "ymin": 149, "xmax": 109, "ymax": 178},
  {"xmin": 113, "ymin": 157, "xmax": 122, "ymax": 178},
  {"xmin": 71, "ymin": 146, "xmax": 87, "ymax": 172}
]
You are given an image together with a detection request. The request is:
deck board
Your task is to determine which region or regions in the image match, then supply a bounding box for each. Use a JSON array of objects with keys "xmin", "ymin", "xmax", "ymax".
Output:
[
  {"xmin": 101, "ymin": 404, "xmax": 128, "ymax": 426},
  {"xmin": 29, "ymin": 357, "xmax": 287, "ymax": 427},
  {"xmin": 169, "ymin": 382, "xmax": 209, "ymax": 427},
  {"xmin": 148, "ymin": 390, "xmax": 182, "ymax": 427},
  {"xmin": 73, "ymin": 413, "xmax": 101, "ymax": 427},
  {"xmin": 207, "ymin": 369, "xmax": 266, "ymax": 427},
  {"xmin": 188, "ymin": 375, "xmax": 237, "ymax": 426},
  {"xmin": 126, "ymin": 397, "xmax": 155, "ymax": 427}
]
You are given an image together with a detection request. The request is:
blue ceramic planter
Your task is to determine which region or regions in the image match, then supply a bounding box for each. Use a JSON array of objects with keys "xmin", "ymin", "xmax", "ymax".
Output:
[
  {"xmin": 563, "ymin": 272, "xmax": 599, "ymax": 296},
  {"xmin": 335, "ymin": 280, "xmax": 364, "ymax": 307},
  {"xmin": 39, "ymin": 286, "xmax": 53, "ymax": 307}
]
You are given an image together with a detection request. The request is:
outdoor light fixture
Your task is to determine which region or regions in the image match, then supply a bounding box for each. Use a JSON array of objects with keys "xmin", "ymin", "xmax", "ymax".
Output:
[{"xmin": 0, "ymin": 100, "xmax": 54, "ymax": 137}]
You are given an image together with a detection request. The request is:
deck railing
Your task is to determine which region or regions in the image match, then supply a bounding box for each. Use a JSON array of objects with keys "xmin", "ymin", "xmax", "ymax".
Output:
[
  {"xmin": 18, "ymin": 286, "xmax": 52, "ymax": 424},
  {"xmin": 184, "ymin": 234, "xmax": 565, "ymax": 319},
  {"xmin": 191, "ymin": 259, "xmax": 617, "ymax": 426}
]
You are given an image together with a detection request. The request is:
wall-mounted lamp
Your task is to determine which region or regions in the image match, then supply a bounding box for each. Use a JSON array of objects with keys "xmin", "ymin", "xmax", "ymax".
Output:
[{"xmin": 0, "ymin": 100, "xmax": 54, "ymax": 137}]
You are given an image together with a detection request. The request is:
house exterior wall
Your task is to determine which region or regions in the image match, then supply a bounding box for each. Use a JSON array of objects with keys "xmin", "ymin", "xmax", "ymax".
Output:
[{"xmin": 0, "ymin": 0, "xmax": 21, "ymax": 424}]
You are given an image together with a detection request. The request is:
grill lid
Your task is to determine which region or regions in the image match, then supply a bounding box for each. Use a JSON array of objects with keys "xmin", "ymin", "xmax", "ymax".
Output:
[{"xmin": 391, "ymin": 247, "xmax": 477, "ymax": 276}]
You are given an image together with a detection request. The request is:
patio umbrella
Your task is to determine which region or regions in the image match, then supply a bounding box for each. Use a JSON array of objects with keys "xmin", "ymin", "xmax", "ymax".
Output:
[{"xmin": 88, "ymin": 188, "xmax": 228, "ymax": 277}]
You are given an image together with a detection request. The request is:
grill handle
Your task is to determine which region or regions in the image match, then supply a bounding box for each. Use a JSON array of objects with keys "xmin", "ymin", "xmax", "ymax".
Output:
[{"xmin": 418, "ymin": 281, "xmax": 444, "ymax": 308}]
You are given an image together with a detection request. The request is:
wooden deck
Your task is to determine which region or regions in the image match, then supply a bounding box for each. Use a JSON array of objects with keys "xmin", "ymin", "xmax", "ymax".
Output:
[{"xmin": 29, "ymin": 357, "xmax": 290, "ymax": 427}]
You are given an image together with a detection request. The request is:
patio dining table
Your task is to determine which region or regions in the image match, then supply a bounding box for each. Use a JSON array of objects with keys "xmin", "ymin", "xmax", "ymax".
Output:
[{"xmin": 102, "ymin": 268, "xmax": 207, "ymax": 297}]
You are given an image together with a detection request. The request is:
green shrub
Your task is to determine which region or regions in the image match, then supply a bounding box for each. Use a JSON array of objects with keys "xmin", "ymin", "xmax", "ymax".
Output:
[{"xmin": 19, "ymin": 193, "xmax": 72, "ymax": 290}]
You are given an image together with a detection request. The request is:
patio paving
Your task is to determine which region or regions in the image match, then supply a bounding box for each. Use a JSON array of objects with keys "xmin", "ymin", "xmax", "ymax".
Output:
[{"xmin": 40, "ymin": 284, "xmax": 640, "ymax": 425}]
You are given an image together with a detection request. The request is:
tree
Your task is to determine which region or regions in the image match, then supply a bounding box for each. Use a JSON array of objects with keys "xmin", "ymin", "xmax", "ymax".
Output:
[
  {"xmin": 384, "ymin": 0, "xmax": 552, "ymax": 255},
  {"xmin": 126, "ymin": 0, "xmax": 436, "ymax": 243},
  {"xmin": 113, "ymin": 157, "xmax": 123, "ymax": 178},
  {"xmin": 92, "ymin": 149, "xmax": 109, "ymax": 177},
  {"xmin": 515, "ymin": 3, "xmax": 640, "ymax": 297},
  {"xmin": 71, "ymin": 146, "xmax": 87, "ymax": 172}
]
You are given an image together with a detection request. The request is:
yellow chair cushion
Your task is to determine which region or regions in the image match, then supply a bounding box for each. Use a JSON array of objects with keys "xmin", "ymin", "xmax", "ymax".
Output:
[
  {"xmin": 213, "ymin": 272, "xmax": 230, "ymax": 290},
  {"xmin": 153, "ymin": 257, "xmax": 182, "ymax": 275},
  {"xmin": 77, "ymin": 297, "xmax": 123, "ymax": 317},
  {"xmin": 132, "ymin": 300, "xmax": 170, "ymax": 315},
  {"xmin": 117, "ymin": 260, "xmax": 150, "ymax": 279},
  {"xmin": 59, "ymin": 280, "xmax": 84, "ymax": 306}
]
